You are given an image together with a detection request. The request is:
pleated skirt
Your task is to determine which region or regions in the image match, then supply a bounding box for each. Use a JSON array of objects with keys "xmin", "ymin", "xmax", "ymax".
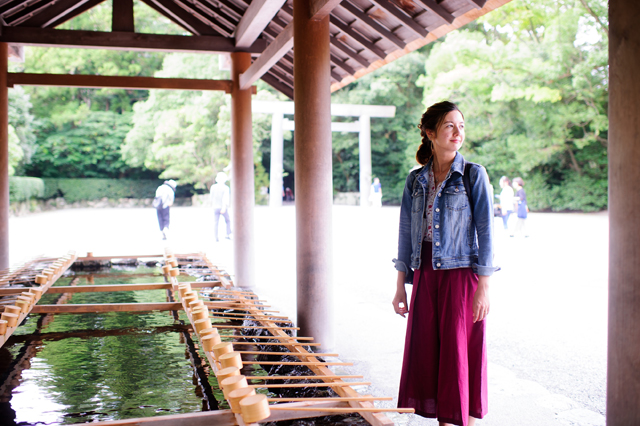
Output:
[{"xmin": 398, "ymin": 242, "xmax": 487, "ymax": 426}]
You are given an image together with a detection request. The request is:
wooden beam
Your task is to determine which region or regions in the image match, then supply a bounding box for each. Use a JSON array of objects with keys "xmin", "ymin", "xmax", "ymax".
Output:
[
  {"xmin": 367, "ymin": 0, "xmax": 428, "ymax": 38},
  {"xmin": 20, "ymin": 0, "xmax": 103, "ymax": 28},
  {"xmin": 239, "ymin": 22, "xmax": 292, "ymax": 89},
  {"xmin": 0, "ymin": 281, "xmax": 220, "ymax": 295},
  {"xmin": 330, "ymin": 53, "xmax": 356, "ymax": 75},
  {"xmin": 66, "ymin": 409, "xmax": 237, "ymax": 426},
  {"xmin": 309, "ymin": 0, "xmax": 342, "ymax": 21},
  {"xmin": 330, "ymin": 16, "xmax": 386, "ymax": 59},
  {"xmin": 139, "ymin": 0, "xmax": 219, "ymax": 35},
  {"xmin": 414, "ymin": 0, "xmax": 455, "ymax": 24},
  {"xmin": 330, "ymin": 36, "xmax": 370, "ymax": 68},
  {"xmin": 339, "ymin": 2, "xmax": 405, "ymax": 49},
  {"xmin": 260, "ymin": 72, "xmax": 293, "ymax": 99},
  {"xmin": 177, "ymin": 0, "xmax": 236, "ymax": 37},
  {"xmin": 235, "ymin": 0, "xmax": 287, "ymax": 48},
  {"xmin": 31, "ymin": 302, "xmax": 184, "ymax": 313},
  {"xmin": 45, "ymin": 0, "xmax": 108, "ymax": 28},
  {"xmin": 3, "ymin": 0, "xmax": 58, "ymax": 26},
  {"xmin": 0, "ymin": 26, "xmax": 267, "ymax": 54},
  {"xmin": 7, "ymin": 73, "xmax": 234, "ymax": 93},
  {"xmin": 112, "ymin": 0, "xmax": 134, "ymax": 32}
]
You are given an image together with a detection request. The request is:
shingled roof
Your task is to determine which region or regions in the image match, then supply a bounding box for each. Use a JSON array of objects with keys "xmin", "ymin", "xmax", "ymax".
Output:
[{"xmin": 0, "ymin": 0, "xmax": 511, "ymax": 98}]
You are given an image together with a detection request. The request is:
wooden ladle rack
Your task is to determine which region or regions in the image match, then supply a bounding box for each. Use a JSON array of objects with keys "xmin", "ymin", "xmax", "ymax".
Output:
[{"xmin": 0, "ymin": 250, "xmax": 412, "ymax": 425}]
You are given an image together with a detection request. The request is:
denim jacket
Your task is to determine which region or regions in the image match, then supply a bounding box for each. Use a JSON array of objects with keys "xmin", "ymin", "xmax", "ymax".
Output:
[{"xmin": 393, "ymin": 152, "xmax": 496, "ymax": 283}]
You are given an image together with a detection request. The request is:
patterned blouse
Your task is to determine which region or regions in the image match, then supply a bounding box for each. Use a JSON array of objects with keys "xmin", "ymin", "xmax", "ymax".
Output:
[{"xmin": 424, "ymin": 165, "xmax": 447, "ymax": 242}]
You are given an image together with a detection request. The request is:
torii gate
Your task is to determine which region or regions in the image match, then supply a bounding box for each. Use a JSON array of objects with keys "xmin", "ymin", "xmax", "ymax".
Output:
[{"xmin": 252, "ymin": 100, "xmax": 395, "ymax": 207}]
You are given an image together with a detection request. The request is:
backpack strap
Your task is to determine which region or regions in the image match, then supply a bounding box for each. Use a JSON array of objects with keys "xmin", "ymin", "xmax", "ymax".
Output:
[{"xmin": 462, "ymin": 161, "xmax": 475, "ymax": 218}]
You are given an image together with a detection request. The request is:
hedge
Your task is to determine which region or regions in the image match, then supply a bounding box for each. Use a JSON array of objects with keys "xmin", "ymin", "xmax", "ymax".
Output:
[
  {"xmin": 10, "ymin": 177, "xmax": 199, "ymax": 203},
  {"xmin": 9, "ymin": 176, "xmax": 45, "ymax": 202}
]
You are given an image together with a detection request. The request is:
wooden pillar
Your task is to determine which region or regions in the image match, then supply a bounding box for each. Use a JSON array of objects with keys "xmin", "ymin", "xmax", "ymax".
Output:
[
  {"xmin": 294, "ymin": 0, "xmax": 334, "ymax": 350},
  {"xmin": 608, "ymin": 2, "xmax": 640, "ymax": 424},
  {"xmin": 358, "ymin": 115, "xmax": 371, "ymax": 207},
  {"xmin": 0, "ymin": 43, "xmax": 8, "ymax": 270},
  {"xmin": 269, "ymin": 111, "xmax": 284, "ymax": 208},
  {"xmin": 230, "ymin": 51, "xmax": 256, "ymax": 288}
]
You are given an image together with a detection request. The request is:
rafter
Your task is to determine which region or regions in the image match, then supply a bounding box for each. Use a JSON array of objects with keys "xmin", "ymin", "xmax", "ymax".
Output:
[
  {"xmin": 413, "ymin": 0, "xmax": 454, "ymax": 26},
  {"xmin": 339, "ymin": 2, "xmax": 404, "ymax": 49},
  {"xmin": 235, "ymin": 0, "xmax": 286, "ymax": 48},
  {"xmin": 44, "ymin": 0, "xmax": 106, "ymax": 28},
  {"xmin": 330, "ymin": 35, "xmax": 370, "ymax": 68},
  {"xmin": 330, "ymin": 53, "xmax": 356, "ymax": 75},
  {"xmin": 330, "ymin": 16, "xmax": 386, "ymax": 60},
  {"xmin": 3, "ymin": 0, "xmax": 55, "ymax": 26},
  {"xmin": 367, "ymin": 0, "xmax": 428, "ymax": 38},
  {"xmin": 174, "ymin": 0, "xmax": 235, "ymax": 37},
  {"xmin": 0, "ymin": 26, "xmax": 267, "ymax": 54},
  {"xmin": 138, "ymin": 0, "xmax": 220, "ymax": 36},
  {"xmin": 239, "ymin": 21, "xmax": 292, "ymax": 90},
  {"xmin": 261, "ymin": 72, "xmax": 293, "ymax": 99},
  {"xmin": 19, "ymin": 0, "xmax": 104, "ymax": 28}
]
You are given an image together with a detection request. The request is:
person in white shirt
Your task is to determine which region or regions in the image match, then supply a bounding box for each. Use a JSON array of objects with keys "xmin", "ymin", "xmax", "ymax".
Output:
[
  {"xmin": 154, "ymin": 180, "xmax": 176, "ymax": 240},
  {"xmin": 210, "ymin": 172, "xmax": 231, "ymax": 242},
  {"xmin": 498, "ymin": 176, "xmax": 515, "ymax": 231}
]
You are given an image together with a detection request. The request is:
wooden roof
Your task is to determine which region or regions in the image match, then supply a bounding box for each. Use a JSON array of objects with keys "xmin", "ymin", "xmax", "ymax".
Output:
[{"xmin": 0, "ymin": 0, "xmax": 511, "ymax": 98}]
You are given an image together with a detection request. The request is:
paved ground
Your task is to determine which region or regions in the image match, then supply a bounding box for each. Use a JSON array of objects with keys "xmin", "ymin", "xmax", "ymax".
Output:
[{"xmin": 8, "ymin": 205, "xmax": 608, "ymax": 426}]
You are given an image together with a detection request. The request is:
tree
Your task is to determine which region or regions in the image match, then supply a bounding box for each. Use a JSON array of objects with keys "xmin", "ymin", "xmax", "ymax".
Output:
[{"xmin": 418, "ymin": 0, "xmax": 608, "ymax": 211}]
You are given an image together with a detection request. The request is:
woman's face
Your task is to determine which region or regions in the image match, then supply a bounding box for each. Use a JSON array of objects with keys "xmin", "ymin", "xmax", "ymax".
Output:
[{"xmin": 427, "ymin": 110, "xmax": 465, "ymax": 158}]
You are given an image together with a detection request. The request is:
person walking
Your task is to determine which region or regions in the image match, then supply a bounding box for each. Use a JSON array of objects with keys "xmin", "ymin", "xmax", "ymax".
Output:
[
  {"xmin": 369, "ymin": 177, "xmax": 383, "ymax": 207},
  {"xmin": 392, "ymin": 101, "xmax": 497, "ymax": 426},
  {"xmin": 498, "ymin": 176, "xmax": 515, "ymax": 232},
  {"xmin": 511, "ymin": 177, "xmax": 529, "ymax": 237},
  {"xmin": 210, "ymin": 172, "xmax": 231, "ymax": 242},
  {"xmin": 154, "ymin": 180, "xmax": 176, "ymax": 241}
]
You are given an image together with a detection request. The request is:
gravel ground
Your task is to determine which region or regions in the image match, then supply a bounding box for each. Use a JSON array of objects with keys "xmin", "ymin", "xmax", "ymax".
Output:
[{"xmin": 8, "ymin": 205, "xmax": 608, "ymax": 426}]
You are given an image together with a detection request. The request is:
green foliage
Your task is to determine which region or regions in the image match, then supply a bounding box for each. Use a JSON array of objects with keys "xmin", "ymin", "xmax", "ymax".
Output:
[
  {"xmin": 9, "ymin": 87, "xmax": 36, "ymax": 174},
  {"xmin": 9, "ymin": 176, "xmax": 44, "ymax": 202},
  {"xmin": 42, "ymin": 178, "xmax": 165, "ymax": 202},
  {"xmin": 418, "ymin": 0, "xmax": 608, "ymax": 211},
  {"xmin": 330, "ymin": 49, "xmax": 432, "ymax": 204},
  {"xmin": 26, "ymin": 111, "xmax": 153, "ymax": 178}
]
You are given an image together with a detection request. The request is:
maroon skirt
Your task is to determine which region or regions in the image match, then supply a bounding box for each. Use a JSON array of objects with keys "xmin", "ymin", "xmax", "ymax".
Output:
[{"xmin": 398, "ymin": 242, "xmax": 487, "ymax": 426}]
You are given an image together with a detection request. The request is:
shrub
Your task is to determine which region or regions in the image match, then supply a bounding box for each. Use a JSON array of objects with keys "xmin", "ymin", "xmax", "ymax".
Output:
[{"xmin": 9, "ymin": 176, "xmax": 45, "ymax": 202}]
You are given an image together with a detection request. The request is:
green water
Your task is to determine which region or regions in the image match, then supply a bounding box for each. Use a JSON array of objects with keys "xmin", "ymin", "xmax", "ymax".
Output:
[{"xmin": 0, "ymin": 263, "xmax": 224, "ymax": 425}]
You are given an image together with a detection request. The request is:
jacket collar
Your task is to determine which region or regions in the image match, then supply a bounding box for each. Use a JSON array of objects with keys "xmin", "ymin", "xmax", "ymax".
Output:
[{"xmin": 417, "ymin": 151, "xmax": 466, "ymax": 185}]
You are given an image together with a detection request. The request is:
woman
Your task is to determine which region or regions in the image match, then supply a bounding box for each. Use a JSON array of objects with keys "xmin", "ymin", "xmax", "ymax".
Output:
[
  {"xmin": 392, "ymin": 101, "xmax": 496, "ymax": 426},
  {"xmin": 498, "ymin": 176, "xmax": 515, "ymax": 231}
]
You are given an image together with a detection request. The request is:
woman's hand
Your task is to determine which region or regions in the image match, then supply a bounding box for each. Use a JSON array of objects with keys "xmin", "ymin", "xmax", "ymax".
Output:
[
  {"xmin": 392, "ymin": 271, "xmax": 409, "ymax": 317},
  {"xmin": 473, "ymin": 275, "xmax": 490, "ymax": 323}
]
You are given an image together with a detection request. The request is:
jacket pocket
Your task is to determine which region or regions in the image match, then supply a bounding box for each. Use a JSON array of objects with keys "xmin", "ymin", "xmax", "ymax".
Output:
[{"xmin": 443, "ymin": 185, "xmax": 468, "ymax": 211}]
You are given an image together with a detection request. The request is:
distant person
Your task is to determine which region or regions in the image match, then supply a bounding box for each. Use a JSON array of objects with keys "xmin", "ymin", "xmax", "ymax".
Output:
[
  {"xmin": 512, "ymin": 177, "xmax": 529, "ymax": 237},
  {"xmin": 154, "ymin": 180, "xmax": 176, "ymax": 240},
  {"xmin": 498, "ymin": 176, "xmax": 515, "ymax": 231},
  {"xmin": 392, "ymin": 101, "xmax": 495, "ymax": 426},
  {"xmin": 285, "ymin": 187, "xmax": 294, "ymax": 201},
  {"xmin": 210, "ymin": 172, "xmax": 231, "ymax": 242},
  {"xmin": 369, "ymin": 177, "xmax": 383, "ymax": 207}
]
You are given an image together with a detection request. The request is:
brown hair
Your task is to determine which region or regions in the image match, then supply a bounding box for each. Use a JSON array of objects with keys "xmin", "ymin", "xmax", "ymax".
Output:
[
  {"xmin": 416, "ymin": 101, "xmax": 463, "ymax": 165},
  {"xmin": 513, "ymin": 177, "xmax": 524, "ymax": 187}
]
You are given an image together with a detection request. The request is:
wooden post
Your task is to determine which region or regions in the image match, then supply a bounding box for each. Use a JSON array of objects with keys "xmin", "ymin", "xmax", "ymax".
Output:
[
  {"xmin": 0, "ymin": 43, "xmax": 8, "ymax": 270},
  {"xmin": 293, "ymin": 0, "xmax": 334, "ymax": 350},
  {"xmin": 269, "ymin": 111, "xmax": 284, "ymax": 207},
  {"xmin": 608, "ymin": 2, "xmax": 640, "ymax": 424},
  {"xmin": 358, "ymin": 115, "xmax": 371, "ymax": 207},
  {"xmin": 230, "ymin": 51, "xmax": 256, "ymax": 288},
  {"xmin": 112, "ymin": 0, "xmax": 135, "ymax": 32}
]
